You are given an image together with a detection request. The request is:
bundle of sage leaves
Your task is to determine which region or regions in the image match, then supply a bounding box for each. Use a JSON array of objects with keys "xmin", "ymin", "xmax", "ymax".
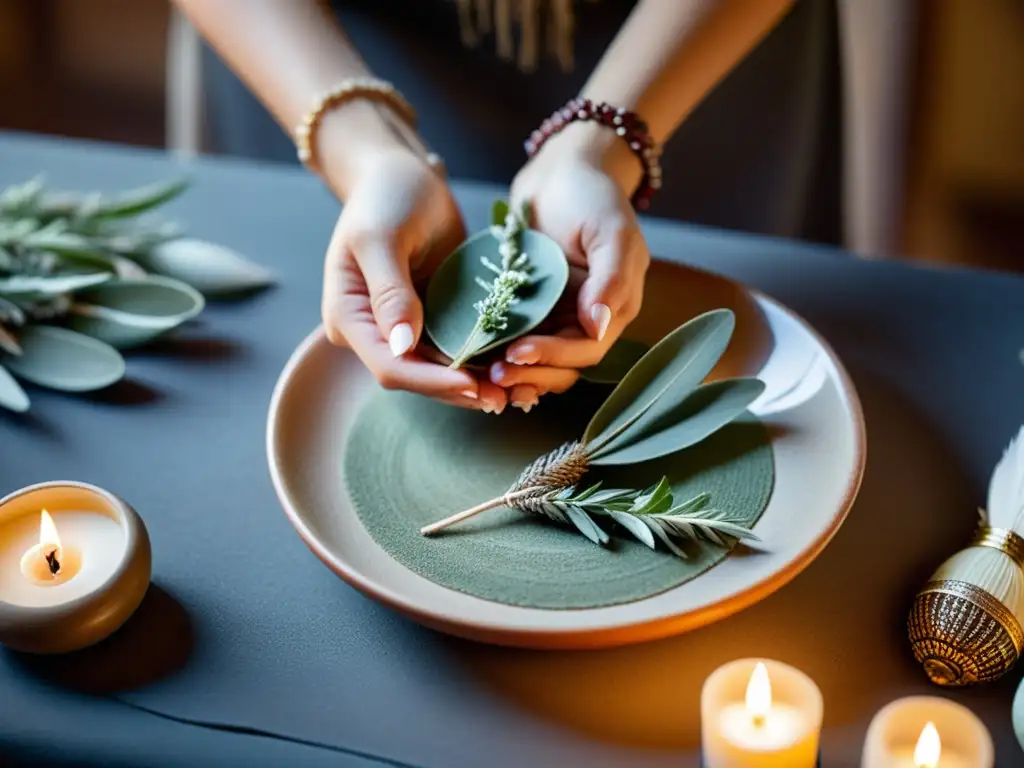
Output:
[{"xmin": 0, "ymin": 176, "xmax": 274, "ymax": 412}]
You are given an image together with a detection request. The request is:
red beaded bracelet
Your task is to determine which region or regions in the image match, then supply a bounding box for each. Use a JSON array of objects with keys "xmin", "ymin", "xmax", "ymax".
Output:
[{"xmin": 524, "ymin": 97, "xmax": 662, "ymax": 211}]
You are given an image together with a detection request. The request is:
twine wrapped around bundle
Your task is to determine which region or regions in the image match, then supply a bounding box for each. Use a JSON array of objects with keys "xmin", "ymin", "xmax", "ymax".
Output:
[{"xmin": 909, "ymin": 425, "xmax": 1024, "ymax": 686}]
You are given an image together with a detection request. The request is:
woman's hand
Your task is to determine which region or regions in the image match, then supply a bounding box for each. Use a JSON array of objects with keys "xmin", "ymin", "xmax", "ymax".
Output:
[
  {"xmin": 502, "ymin": 122, "xmax": 650, "ymax": 410},
  {"xmin": 321, "ymin": 145, "xmax": 509, "ymax": 412}
]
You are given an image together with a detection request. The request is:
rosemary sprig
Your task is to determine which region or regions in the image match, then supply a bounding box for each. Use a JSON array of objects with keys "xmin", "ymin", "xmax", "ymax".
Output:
[
  {"xmin": 448, "ymin": 204, "xmax": 531, "ymax": 368},
  {"xmin": 533, "ymin": 479, "xmax": 759, "ymax": 557}
]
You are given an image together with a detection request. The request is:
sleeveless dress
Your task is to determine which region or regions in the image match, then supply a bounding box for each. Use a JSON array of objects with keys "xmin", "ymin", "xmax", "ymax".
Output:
[{"xmin": 201, "ymin": 0, "xmax": 842, "ymax": 245}]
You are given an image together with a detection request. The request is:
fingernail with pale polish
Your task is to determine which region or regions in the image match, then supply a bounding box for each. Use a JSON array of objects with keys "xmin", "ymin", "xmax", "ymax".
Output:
[
  {"xmin": 388, "ymin": 323, "xmax": 415, "ymax": 357},
  {"xmin": 461, "ymin": 389, "xmax": 478, "ymax": 400},
  {"xmin": 591, "ymin": 304, "xmax": 611, "ymax": 341},
  {"xmin": 481, "ymin": 402, "xmax": 494, "ymax": 414},
  {"xmin": 489, "ymin": 362, "xmax": 507, "ymax": 384},
  {"xmin": 506, "ymin": 344, "xmax": 537, "ymax": 365}
]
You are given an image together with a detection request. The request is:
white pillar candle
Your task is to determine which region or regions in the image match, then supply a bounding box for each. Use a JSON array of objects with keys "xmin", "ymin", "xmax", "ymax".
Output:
[
  {"xmin": 861, "ymin": 696, "xmax": 993, "ymax": 768},
  {"xmin": 702, "ymin": 658, "xmax": 823, "ymax": 767}
]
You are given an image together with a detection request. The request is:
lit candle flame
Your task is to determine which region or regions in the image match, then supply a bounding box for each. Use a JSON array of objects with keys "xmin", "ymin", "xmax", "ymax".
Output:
[
  {"xmin": 745, "ymin": 662, "xmax": 771, "ymax": 726},
  {"xmin": 914, "ymin": 722, "xmax": 941, "ymax": 768},
  {"xmin": 40, "ymin": 509, "xmax": 60, "ymax": 552}
]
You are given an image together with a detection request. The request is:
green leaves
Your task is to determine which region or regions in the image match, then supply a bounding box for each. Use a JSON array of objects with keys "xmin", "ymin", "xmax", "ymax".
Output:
[
  {"xmin": 67, "ymin": 276, "xmax": 205, "ymax": 349},
  {"xmin": 533, "ymin": 479, "xmax": 759, "ymax": 557},
  {"xmin": 0, "ymin": 273, "xmax": 112, "ymax": 295},
  {"xmin": 2, "ymin": 325, "xmax": 124, "ymax": 392},
  {"xmin": 491, "ymin": 199, "xmax": 510, "ymax": 228},
  {"xmin": 583, "ymin": 309, "xmax": 736, "ymax": 451},
  {"xmin": 0, "ymin": 174, "xmax": 272, "ymax": 410},
  {"xmin": 0, "ymin": 364, "xmax": 29, "ymax": 412},
  {"xmin": 424, "ymin": 211, "xmax": 568, "ymax": 366},
  {"xmin": 141, "ymin": 238, "xmax": 276, "ymax": 297},
  {"xmin": 580, "ymin": 338, "xmax": 649, "ymax": 384},
  {"xmin": 589, "ymin": 378, "xmax": 765, "ymax": 465},
  {"xmin": 422, "ymin": 307, "xmax": 768, "ymax": 545},
  {"xmin": 91, "ymin": 179, "xmax": 188, "ymax": 219}
]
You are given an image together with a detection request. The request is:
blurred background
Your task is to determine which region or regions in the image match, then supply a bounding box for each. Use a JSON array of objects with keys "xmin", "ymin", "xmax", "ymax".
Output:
[{"xmin": 0, "ymin": 0, "xmax": 1020, "ymax": 272}]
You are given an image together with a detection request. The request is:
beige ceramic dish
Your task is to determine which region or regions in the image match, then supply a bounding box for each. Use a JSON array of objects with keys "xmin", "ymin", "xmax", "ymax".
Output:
[{"xmin": 267, "ymin": 262, "xmax": 866, "ymax": 649}]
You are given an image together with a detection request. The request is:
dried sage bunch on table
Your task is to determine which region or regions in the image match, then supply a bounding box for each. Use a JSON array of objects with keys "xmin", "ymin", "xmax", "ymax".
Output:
[{"xmin": 0, "ymin": 176, "xmax": 273, "ymax": 412}]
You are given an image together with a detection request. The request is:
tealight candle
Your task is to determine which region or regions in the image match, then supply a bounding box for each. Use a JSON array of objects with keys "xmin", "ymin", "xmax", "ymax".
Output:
[
  {"xmin": 0, "ymin": 481, "xmax": 150, "ymax": 654},
  {"xmin": 701, "ymin": 658, "xmax": 823, "ymax": 767},
  {"xmin": 861, "ymin": 696, "xmax": 993, "ymax": 768}
]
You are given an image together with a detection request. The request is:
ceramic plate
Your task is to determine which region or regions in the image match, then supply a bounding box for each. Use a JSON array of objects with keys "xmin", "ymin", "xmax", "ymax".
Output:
[{"xmin": 267, "ymin": 261, "xmax": 865, "ymax": 649}]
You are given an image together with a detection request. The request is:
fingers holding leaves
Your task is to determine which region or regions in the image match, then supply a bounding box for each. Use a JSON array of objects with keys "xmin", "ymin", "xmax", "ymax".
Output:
[
  {"xmin": 322, "ymin": 231, "xmax": 500, "ymax": 406},
  {"xmin": 489, "ymin": 360, "xmax": 578, "ymax": 395},
  {"xmin": 576, "ymin": 220, "xmax": 649, "ymax": 343}
]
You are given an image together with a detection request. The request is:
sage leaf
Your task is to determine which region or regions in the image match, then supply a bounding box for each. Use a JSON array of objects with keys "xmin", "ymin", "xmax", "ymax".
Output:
[
  {"xmin": 583, "ymin": 309, "xmax": 735, "ymax": 451},
  {"xmin": 3, "ymin": 325, "xmax": 125, "ymax": 392},
  {"xmin": 0, "ymin": 273, "xmax": 113, "ymax": 295},
  {"xmin": 21, "ymin": 223, "xmax": 100, "ymax": 257},
  {"xmin": 590, "ymin": 377, "xmax": 766, "ymax": 465},
  {"xmin": 0, "ymin": 325, "xmax": 21, "ymax": 356},
  {"xmin": 61, "ymin": 251, "xmax": 149, "ymax": 279},
  {"xmin": 67, "ymin": 276, "xmax": 204, "ymax": 349},
  {"xmin": 141, "ymin": 238, "xmax": 274, "ymax": 297},
  {"xmin": 642, "ymin": 517, "xmax": 689, "ymax": 558},
  {"xmin": 564, "ymin": 505, "xmax": 610, "ymax": 546},
  {"xmin": 491, "ymin": 199, "xmax": 509, "ymax": 227},
  {"xmin": 424, "ymin": 228, "xmax": 568, "ymax": 364},
  {"xmin": 0, "ymin": 364, "xmax": 29, "ymax": 412},
  {"xmin": 0, "ymin": 298, "xmax": 25, "ymax": 325},
  {"xmin": 629, "ymin": 478, "xmax": 674, "ymax": 515},
  {"xmin": 93, "ymin": 179, "xmax": 188, "ymax": 219},
  {"xmin": 580, "ymin": 338, "xmax": 649, "ymax": 384},
  {"xmin": 0, "ymin": 176, "xmax": 45, "ymax": 214},
  {"xmin": 607, "ymin": 511, "xmax": 656, "ymax": 549},
  {"xmin": 0, "ymin": 217, "xmax": 41, "ymax": 243}
]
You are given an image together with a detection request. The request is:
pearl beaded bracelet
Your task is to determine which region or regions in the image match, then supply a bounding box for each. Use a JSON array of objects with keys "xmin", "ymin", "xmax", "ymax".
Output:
[{"xmin": 294, "ymin": 77, "xmax": 442, "ymax": 174}]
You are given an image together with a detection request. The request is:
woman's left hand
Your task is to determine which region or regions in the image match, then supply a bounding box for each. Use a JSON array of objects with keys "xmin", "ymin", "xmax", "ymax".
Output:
[{"xmin": 501, "ymin": 122, "xmax": 651, "ymax": 411}]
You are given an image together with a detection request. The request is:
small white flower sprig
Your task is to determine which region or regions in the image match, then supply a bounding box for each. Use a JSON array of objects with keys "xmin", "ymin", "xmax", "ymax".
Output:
[
  {"xmin": 448, "ymin": 202, "xmax": 532, "ymax": 368},
  {"xmin": 474, "ymin": 208, "xmax": 531, "ymax": 334}
]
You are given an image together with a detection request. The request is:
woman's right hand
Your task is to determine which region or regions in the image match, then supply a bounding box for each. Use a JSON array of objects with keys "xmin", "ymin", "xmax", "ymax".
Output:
[{"xmin": 320, "ymin": 145, "xmax": 509, "ymax": 412}]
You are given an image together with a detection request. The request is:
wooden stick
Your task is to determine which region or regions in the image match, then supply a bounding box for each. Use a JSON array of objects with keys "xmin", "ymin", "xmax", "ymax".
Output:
[{"xmin": 420, "ymin": 488, "xmax": 537, "ymax": 536}]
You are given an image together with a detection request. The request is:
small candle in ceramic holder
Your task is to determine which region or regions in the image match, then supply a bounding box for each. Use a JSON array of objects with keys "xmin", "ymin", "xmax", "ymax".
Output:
[
  {"xmin": 861, "ymin": 696, "xmax": 993, "ymax": 768},
  {"xmin": 0, "ymin": 481, "xmax": 151, "ymax": 654},
  {"xmin": 701, "ymin": 657, "xmax": 823, "ymax": 767}
]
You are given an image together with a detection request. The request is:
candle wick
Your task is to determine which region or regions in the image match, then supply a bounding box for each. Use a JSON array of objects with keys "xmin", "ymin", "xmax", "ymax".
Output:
[{"xmin": 44, "ymin": 548, "xmax": 60, "ymax": 577}]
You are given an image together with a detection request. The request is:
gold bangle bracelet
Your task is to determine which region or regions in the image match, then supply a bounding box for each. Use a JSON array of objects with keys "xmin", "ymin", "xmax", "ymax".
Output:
[{"xmin": 294, "ymin": 77, "xmax": 418, "ymax": 172}]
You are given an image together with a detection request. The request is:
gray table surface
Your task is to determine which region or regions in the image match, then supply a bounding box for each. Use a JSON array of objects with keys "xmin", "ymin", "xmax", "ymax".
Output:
[{"xmin": 1, "ymin": 132, "xmax": 1022, "ymax": 767}]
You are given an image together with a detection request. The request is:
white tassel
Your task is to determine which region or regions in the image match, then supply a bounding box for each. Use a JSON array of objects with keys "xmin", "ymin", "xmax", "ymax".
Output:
[{"xmin": 987, "ymin": 425, "xmax": 1024, "ymax": 531}]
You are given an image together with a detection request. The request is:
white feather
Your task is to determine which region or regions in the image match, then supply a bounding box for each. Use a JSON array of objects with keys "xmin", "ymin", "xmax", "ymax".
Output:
[{"xmin": 987, "ymin": 424, "xmax": 1024, "ymax": 531}]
